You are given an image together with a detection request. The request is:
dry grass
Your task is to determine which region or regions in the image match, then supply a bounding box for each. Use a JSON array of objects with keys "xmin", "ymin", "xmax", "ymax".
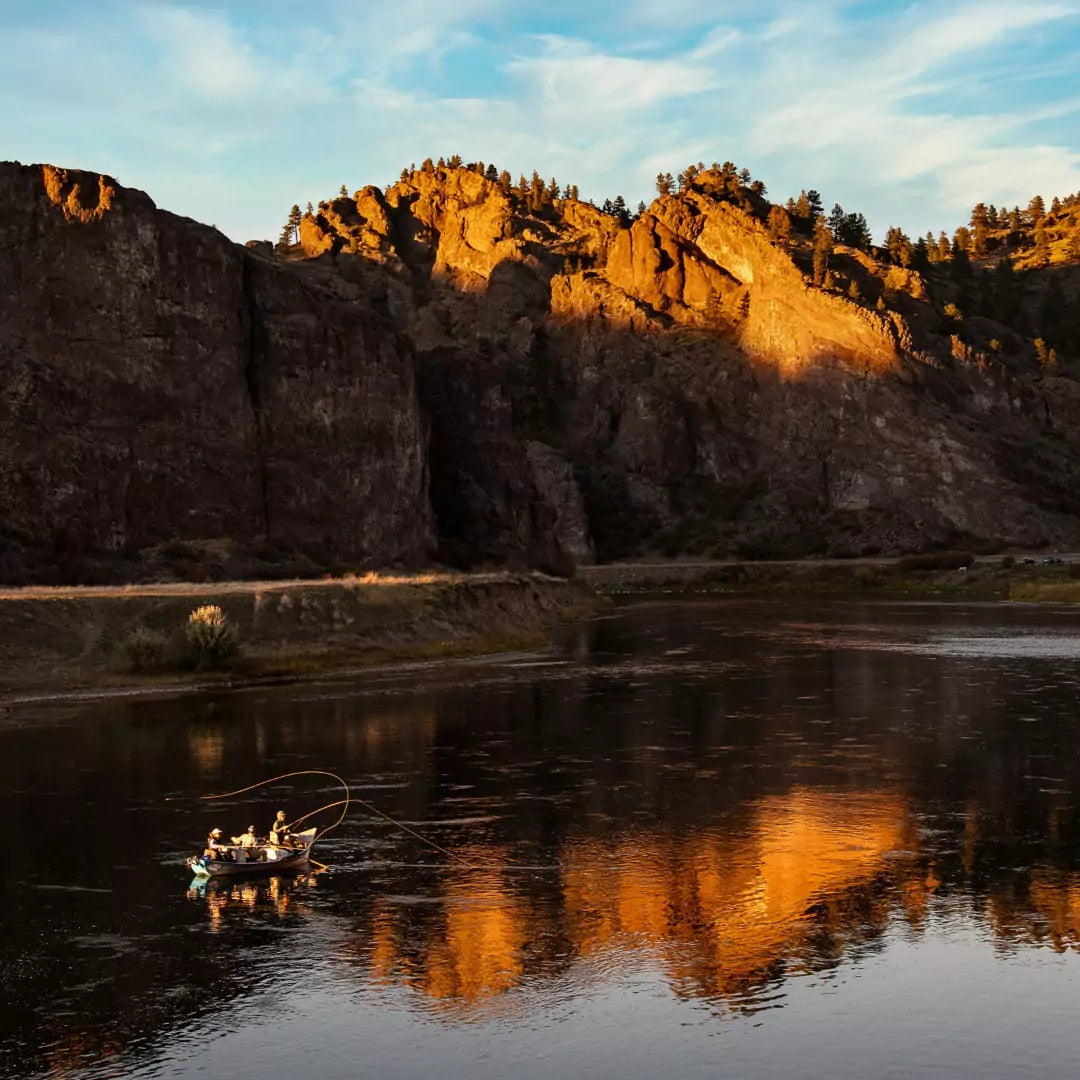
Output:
[
  {"xmin": 0, "ymin": 568, "xmax": 488, "ymax": 603},
  {"xmin": 1009, "ymin": 580, "xmax": 1080, "ymax": 603}
]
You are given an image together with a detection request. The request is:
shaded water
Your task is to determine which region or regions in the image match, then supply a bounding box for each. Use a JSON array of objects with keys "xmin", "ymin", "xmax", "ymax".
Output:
[{"xmin": 4, "ymin": 597, "xmax": 1080, "ymax": 1079}]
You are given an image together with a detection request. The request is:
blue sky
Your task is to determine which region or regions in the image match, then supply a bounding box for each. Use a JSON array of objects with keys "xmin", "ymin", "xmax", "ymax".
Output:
[{"xmin": 4, "ymin": 1, "xmax": 1080, "ymax": 243}]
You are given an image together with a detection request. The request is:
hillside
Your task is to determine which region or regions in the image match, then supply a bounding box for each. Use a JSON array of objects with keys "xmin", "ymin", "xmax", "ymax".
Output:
[{"xmin": 2, "ymin": 158, "xmax": 1080, "ymax": 583}]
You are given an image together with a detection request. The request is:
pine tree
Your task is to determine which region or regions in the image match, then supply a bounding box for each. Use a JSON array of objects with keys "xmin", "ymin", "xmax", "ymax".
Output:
[
  {"xmin": 547, "ymin": 177, "xmax": 560, "ymax": 202},
  {"xmin": 305, "ymin": 201, "xmax": 314, "ymax": 215},
  {"xmin": 912, "ymin": 237, "xmax": 931, "ymax": 273},
  {"xmin": 485, "ymin": 164, "xmax": 499, "ymax": 182},
  {"xmin": 813, "ymin": 223, "xmax": 833, "ymax": 285},
  {"xmin": 421, "ymin": 158, "xmax": 435, "ymax": 173},
  {"xmin": 498, "ymin": 170, "xmax": 512, "ymax": 193},
  {"xmin": 338, "ymin": 185, "xmax": 348, "ymax": 198},
  {"xmin": 678, "ymin": 163, "xmax": 699, "ymax": 190},
  {"xmin": 611, "ymin": 194, "xmax": 631, "ymax": 227},
  {"xmin": 827, "ymin": 203, "xmax": 847, "ymax": 239},
  {"xmin": 286, "ymin": 204, "xmax": 302, "ymax": 244},
  {"xmin": 767, "ymin": 205, "xmax": 791, "ymax": 244},
  {"xmin": 448, "ymin": 154, "xmax": 462, "ymax": 168},
  {"xmin": 884, "ymin": 226, "xmax": 909, "ymax": 264},
  {"xmin": 656, "ymin": 172, "xmax": 673, "ymax": 197},
  {"xmin": 1028, "ymin": 194, "xmax": 1046, "ymax": 224},
  {"xmin": 1033, "ymin": 226, "xmax": 1050, "ymax": 267},
  {"xmin": 275, "ymin": 223, "xmax": 292, "ymax": 255},
  {"xmin": 570, "ymin": 184, "xmax": 580, "ymax": 201},
  {"xmin": 806, "ymin": 190, "xmax": 823, "ymax": 220},
  {"xmin": 1035, "ymin": 337, "xmax": 1054, "ymax": 371},
  {"xmin": 636, "ymin": 200, "xmax": 646, "ymax": 216}
]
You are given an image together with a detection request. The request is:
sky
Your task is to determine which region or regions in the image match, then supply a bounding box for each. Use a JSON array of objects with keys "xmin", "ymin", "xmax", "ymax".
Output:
[{"xmin": 4, "ymin": 0, "xmax": 1080, "ymax": 243}]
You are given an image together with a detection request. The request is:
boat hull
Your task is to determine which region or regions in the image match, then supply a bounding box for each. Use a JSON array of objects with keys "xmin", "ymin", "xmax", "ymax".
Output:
[{"xmin": 188, "ymin": 828, "xmax": 317, "ymax": 878}]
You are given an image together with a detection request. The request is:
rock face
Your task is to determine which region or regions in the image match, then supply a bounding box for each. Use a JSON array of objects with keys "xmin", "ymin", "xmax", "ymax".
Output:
[
  {"xmin": 0, "ymin": 163, "xmax": 432, "ymax": 581},
  {"xmin": 3, "ymin": 159, "xmax": 1080, "ymax": 581},
  {"xmin": 296, "ymin": 164, "xmax": 1080, "ymax": 560}
]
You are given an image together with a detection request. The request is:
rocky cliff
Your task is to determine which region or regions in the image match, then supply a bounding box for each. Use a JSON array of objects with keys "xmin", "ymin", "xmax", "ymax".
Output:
[
  {"xmin": 2, "ymin": 159, "xmax": 1080, "ymax": 582},
  {"xmin": 299, "ymin": 164, "xmax": 1080, "ymax": 561},
  {"xmin": 0, "ymin": 163, "xmax": 432, "ymax": 582}
]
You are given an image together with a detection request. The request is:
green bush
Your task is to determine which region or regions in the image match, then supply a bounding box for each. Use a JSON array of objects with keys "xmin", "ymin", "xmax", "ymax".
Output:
[
  {"xmin": 184, "ymin": 605, "xmax": 240, "ymax": 668},
  {"xmin": 116, "ymin": 626, "xmax": 168, "ymax": 672}
]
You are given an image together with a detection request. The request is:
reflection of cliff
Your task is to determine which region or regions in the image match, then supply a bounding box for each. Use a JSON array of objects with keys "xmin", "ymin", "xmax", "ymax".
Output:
[
  {"xmin": 368, "ymin": 861, "xmax": 527, "ymax": 1003},
  {"xmin": 564, "ymin": 790, "xmax": 916, "ymax": 1000},
  {"xmin": 352, "ymin": 791, "xmax": 925, "ymax": 1015}
]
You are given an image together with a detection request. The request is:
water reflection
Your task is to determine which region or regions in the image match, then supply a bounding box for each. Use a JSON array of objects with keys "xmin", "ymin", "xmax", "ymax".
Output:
[
  {"xmin": 186, "ymin": 872, "xmax": 320, "ymax": 931},
  {"xmin": 5, "ymin": 598, "xmax": 1080, "ymax": 1079}
]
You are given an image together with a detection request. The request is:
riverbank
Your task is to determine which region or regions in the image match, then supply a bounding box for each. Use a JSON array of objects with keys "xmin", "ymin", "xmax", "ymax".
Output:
[
  {"xmin": 0, "ymin": 572, "xmax": 603, "ymax": 703},
  {"xmin": 580, "ymin": 557, "xmax": 1080, "ymax": 602}
]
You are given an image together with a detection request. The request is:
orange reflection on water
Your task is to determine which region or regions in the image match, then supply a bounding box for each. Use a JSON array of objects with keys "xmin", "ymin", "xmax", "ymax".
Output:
[
  {"xmin": 367, "ymin": 850, "xmax": 527, "ymax": 1004},
  {"xmin": 356, "ymin": 790, "xmax": 922, "ymax": 1014},
  {"xmin": 988, "ymin": 869, "xmax": 1080, "ymax": 953},
  {"xmin": 562, "ymin": 789, "xmax": 916, "ymax": 1000}
]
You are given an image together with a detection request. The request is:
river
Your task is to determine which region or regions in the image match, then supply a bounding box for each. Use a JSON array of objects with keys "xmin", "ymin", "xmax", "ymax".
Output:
[{"xmin": 4, "ymin": 597, "xmax": 1080, "ymax": 1079}]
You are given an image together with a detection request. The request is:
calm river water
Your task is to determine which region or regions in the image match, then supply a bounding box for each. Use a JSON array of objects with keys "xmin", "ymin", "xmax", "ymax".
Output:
[{"xmin": 4, "ymin": 597, "xmax": 1080, "ymax": 1079}]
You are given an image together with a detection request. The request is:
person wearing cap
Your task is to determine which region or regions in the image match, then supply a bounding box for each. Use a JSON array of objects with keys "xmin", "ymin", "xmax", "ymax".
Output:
[
  {"xmin": 236, "ymin": 825, "xmax": 260, "ymax": 849},
  {"xmin": 204, "ymin": 827, "xmax": 234, "ymax": 861},
  {"xmin": 269, "ymin": 810, "xmax": 291, "ymax": 848}
]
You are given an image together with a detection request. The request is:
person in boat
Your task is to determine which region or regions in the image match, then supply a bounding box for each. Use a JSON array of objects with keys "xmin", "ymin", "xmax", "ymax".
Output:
[
  {"xmin": 236, "ymin": 825, "xmax": 260, "ymax": 849},
  {"xmin": 269, "ymin": 810, "xmax": 292, "ymax": 848},
  {"xmin": 205, "ymin": 827, "xmax": 234, "ymax": 861}
]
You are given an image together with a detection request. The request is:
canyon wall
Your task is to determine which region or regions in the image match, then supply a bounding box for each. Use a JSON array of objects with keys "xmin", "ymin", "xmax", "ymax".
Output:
[
  {"xmin": 3, "ymin": 160, "xmax": 1080, "ymax": 581},
  {"xmin": 0, "ymin": 164, "xmax": 432, "ymax": 581}
]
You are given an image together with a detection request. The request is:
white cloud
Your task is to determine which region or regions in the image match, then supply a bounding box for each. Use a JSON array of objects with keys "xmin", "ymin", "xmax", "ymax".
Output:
[
  {"xmin": 3, "ymin": 0, "xmax": 1080, "ymax": 241},
  {"xmin": 505, "ymin": 35, "xmax": 727, "ymax": 115}
]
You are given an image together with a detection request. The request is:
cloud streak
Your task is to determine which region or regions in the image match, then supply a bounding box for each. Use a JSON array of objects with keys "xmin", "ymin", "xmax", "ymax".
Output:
[{"xmin": 1, "ymin": 0, "xmax": 1078, "ymax": 241}]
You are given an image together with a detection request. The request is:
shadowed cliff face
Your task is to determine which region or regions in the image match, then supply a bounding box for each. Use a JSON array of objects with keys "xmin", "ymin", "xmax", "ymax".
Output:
[
  {"xmin": 3, "ymin": 161, "xmax": 1080, "ymax": 581},
  {"xmin": 303, "ymin": 166, "xmax": 1080, "ymax": 561},
  {"xmin": 0, "ymin": 163, "xmax": 433, "ymax": 581}
]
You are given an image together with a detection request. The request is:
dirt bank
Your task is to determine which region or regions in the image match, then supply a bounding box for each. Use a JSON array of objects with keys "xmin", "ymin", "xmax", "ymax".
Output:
[
  {"xmin": 580, "ymin": 557, "xmax": 1080, "ymax": 601},
  {"xmin": 0, "ymin": 572, "xmax": 602, "ymax": 703}
]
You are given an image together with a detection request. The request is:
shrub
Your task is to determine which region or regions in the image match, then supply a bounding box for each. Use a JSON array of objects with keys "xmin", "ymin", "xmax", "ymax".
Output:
[
  {"xmin": 184, "ymin": 605, "xmax": 240, "ymax": 668},
  {"xmin": 117, "ymin": 626, "xmax": 168, "ymax": 672},
  {"xmin": 1000, "ymin": 555, "xmax": 1016, "ymax": 569}
]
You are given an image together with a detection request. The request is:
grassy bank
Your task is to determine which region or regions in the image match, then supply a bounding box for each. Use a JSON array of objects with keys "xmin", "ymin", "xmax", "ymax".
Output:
[
  {"xmin": 581, "ymin": 558, "xmax": 1080, "ymax": 603},
  {"xmin": 0, "ymin": 572, "xmax": 604, "ymax": 702}
]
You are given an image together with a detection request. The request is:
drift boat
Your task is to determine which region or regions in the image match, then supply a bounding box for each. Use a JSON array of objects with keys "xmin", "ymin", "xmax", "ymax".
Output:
[{"xmin": 188, "ymin": 827, "xmax": 318, "ymax": 879}]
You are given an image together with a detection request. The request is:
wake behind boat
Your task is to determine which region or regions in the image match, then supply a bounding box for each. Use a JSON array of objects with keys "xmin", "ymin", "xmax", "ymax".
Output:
[{"xmin": 189, "ymin": 827, "xmax": 318, "ymax": 878}]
